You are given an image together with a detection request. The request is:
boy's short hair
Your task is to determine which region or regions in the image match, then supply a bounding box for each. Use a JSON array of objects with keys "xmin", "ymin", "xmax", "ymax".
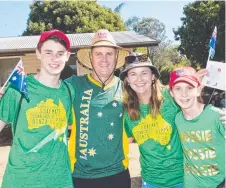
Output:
[
  {"xmin": 37, "ymin": 30, "xmax": 70, "ymax": 52},
  {"xmin": 169, "ymin": 67, "xmax": 200, "ymax": 88}
]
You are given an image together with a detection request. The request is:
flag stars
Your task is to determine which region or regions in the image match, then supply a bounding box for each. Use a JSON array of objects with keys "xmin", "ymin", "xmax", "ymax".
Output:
[
  {"xmin": 112, "ymin": 102, "xmax": 117, "ymax": 107},
  {"xmin": 119, "ymin": 113, "xmax": 123, "ymax": 118},
  {"xmin": 108, "ymin": 134, "xmax": 114, "ymax": 140},
  {"xmin": 88, "ymin": 148, "xmax": 97, "ymax": 157},
  {"xmin": 12, "ymin": 76, "xmax": 17, "ymax": 81},
  {"xmin": 110, "ymin": 122, "xmax": 114, "ymax": 127},
  {"xmin": 97, "ymin": 112, "xmax": 103, "ymax": 118}
]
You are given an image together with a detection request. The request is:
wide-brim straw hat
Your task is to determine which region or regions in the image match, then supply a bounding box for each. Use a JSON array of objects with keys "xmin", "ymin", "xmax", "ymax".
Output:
[
  {"xmin": 77, "ymin": 29, "xmax": 129, "ymax": 70},
  {"xmin": 120, "ymin": 52, "xmax": 160, "ymax": 80}
]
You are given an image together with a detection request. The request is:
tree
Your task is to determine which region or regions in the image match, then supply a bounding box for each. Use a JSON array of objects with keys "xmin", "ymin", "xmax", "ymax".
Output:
[
  {"xmin": 23, "ymin": 1, "xmax": 126, "ymax": 35},
  {"xmin": 125, "ymin": 16, "xmax": 171, "ymax": 61},
  {"xmin": 156, "ymin": 46, "xmax": 191, "ymax": 84},
  {"xmin": 125, "ymin": 16, "xmax": 191, "ymax": 84},
  {"xmin": 125, "ymin": 16, "xmax": 166, "ymax": 41},
  {"xmin": 174, "ymin": 1, "xmax": 225, "ymax": 67}
]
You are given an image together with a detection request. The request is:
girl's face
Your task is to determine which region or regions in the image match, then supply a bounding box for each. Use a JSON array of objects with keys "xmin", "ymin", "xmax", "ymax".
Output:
[
  {"xmin": 170, "ymin": 82, "xmax": 201, "ymax": 110},
  {"xmin": 126, "ymin": 66, "xmax": 155, "ymax": 96}
]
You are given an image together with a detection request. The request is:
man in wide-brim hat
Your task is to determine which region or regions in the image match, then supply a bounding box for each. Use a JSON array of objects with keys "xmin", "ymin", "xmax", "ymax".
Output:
[
  {"xmin": 67, "ymin": 29, "xmax": 131, "ymax": 188},
  {"xmin": 77, "ymin": 29, "xmax": 129, "ymax": 88}
]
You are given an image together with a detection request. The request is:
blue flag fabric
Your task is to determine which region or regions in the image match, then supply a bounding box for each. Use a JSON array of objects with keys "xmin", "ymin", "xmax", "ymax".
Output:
[
  {"xmin": 9, "ymin": 60, "xmax": 28, "ymax": 98},
  {"xmin": 209, "ymin": 26, "xmax": 217, "ymax": 59}
]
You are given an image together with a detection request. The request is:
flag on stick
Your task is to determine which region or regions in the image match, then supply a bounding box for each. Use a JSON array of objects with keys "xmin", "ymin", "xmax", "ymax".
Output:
[
  {"xmin": 209, "ymin": 26, "xmax": 217, "ymax": 59},
  {"xmin": 1, "ymin": 60, "xmax": 29, "ymax": 98}
]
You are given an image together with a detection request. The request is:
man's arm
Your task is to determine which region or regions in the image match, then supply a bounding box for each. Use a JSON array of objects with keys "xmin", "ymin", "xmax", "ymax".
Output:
[{"xmin": 0, "ymin": 120, "xmax": 6, "ymax": 132}]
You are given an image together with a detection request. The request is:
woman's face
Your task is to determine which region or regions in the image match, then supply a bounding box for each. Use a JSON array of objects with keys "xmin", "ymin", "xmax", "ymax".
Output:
[{"xmin": 126, "ymin": 66, "xmax": 155, "ymax": 95}]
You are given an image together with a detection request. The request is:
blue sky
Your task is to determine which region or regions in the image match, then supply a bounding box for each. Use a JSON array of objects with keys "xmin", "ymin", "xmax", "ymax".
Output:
[{"xmin": 0, "ymin": 0, "xmax": 193, "ymax": 42}]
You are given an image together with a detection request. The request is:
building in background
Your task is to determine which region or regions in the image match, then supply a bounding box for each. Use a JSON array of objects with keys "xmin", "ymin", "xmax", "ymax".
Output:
[{"xmin": 0, "ymin": 31, "xmax": 158, "ymax": 86}]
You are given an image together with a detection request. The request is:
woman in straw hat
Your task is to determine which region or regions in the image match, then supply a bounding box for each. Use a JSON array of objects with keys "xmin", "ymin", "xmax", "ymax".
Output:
[
  {"xmin": 120, "ymin": 52, "xmax": 226, "ymax": 188},
  {"xmin": 67, "ymin": 29, "xmax": 131, "ymax": 188}
]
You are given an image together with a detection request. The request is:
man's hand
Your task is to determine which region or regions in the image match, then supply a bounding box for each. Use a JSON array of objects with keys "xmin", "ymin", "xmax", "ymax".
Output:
[
  {"xmin": 196, "ymin": 69, "xmax": 208, "ymax": 83},
  {"xmin": 0, "ymin": 120, "xmax": 6, "ymax": 132},
  {"xmin": 0, "ymin": 89, "xmax": 5, "ymax": 100}
]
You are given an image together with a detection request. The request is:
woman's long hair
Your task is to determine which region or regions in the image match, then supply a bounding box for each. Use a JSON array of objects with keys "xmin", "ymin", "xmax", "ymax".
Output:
[{"xmin": 123, "ymin": 73, "xmax": 164, "ymax": 121}]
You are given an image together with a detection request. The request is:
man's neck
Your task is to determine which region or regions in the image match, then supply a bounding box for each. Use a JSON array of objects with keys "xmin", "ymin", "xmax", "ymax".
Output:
[
  {"xmin": 35, "ymin": 71, "xmax": 61, "ymax": 88},
  {"xmin": 182, "ymin": 102, "xmax": 205, "ymax": 120},
  {"xmin": 90, "ymin": 73, "xmax": 114, "ymax": 86}
]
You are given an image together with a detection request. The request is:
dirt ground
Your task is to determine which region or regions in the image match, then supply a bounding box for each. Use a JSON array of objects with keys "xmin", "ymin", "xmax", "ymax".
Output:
[{"xmin": 0, "ymin": 127, "xmax": 142, "ymax": 187}]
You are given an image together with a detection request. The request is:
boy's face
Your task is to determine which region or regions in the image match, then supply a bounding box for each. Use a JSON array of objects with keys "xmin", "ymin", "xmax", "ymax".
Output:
[
  {"xmin": 36, "ymin": 40, "xmax": 70, "ymax": 76},
  {"xmin": 170, "ymin": 82, "xmax": 201, "ymax": 110}
]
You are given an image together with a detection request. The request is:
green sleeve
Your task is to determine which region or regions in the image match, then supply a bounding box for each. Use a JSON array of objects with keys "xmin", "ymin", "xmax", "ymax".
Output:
[
  {"xmin": 67, "ymin": 82, "xmax": 76, "ymax": 125},
  {"xmin": 65, "ymin": 75, "xmax": 78, "ymax": 95},
  {"xmin": 124, "ymin": 113, "xmax": 133, "ymax": 138},
  {"xmin": 0, "ymin": 85, "xmax": 20, "ymax": 124},
  {"xmin": 215, "ymin": 110, "xmax": 226, "ymax": 138},
  {"xmin": 162, "ymin": 87, "xmax": 181, "ymax": 113},
  {"xmin": 217, "ymin": 120, "xmax": 225, "ymax": 138}
]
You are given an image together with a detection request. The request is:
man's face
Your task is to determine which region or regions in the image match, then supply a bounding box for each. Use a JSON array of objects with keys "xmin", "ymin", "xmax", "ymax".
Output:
[
  {"xmin": 36, "ymin": 40, "xmax": 70, "ymax": 76},
  {"xmin": 91, "ymin": 47, "xmax": 117, "ymax": 80}
]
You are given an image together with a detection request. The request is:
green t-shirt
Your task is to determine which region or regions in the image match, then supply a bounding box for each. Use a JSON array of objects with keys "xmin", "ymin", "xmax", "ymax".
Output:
[
  {"xmin": 0, "ymin": 75, "xmax": 75, "ymax": 188},
  {"xmin": 124, "ymin": 89, "xmax": 184, "ymax": 187},
  {"xmin": 66, "ymin": 75, "xmax": 129, "ymax": 179},
  {"xmin": 175, "ymin": 105, "xmax": 225, "ymax": 188}
]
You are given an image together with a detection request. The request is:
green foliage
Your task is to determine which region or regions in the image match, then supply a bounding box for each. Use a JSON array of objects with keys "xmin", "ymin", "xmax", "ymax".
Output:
[
  {"xmin": 125, "ymin": 16, "xmax": 191, "ymax": 84},
  {"xmin": 125, "ymin": 16, "xmax": 166, "ymax": 41},
  {"xmin": 134, "ymin": 46, "xmax": 191, "ymax": 85},
  {"xmin": 23, "ymin": 1, "xmax": 126, "ymax": 35},
  {"xmin": 174, "ymin": 1, "xmax": 225, "ymax": 67},
  {"xmin": 159, "ymin": 47, "xmax": 191, "ymax": 85}
]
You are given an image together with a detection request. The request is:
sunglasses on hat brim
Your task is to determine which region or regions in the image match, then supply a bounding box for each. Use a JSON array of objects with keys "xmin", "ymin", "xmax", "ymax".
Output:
[{"xmin": 125, "ymin": 54, "xmax": 149, "ymax": 64}]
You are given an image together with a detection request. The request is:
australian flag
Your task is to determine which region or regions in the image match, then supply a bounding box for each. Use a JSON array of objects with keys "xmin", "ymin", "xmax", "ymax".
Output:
[
  {"xmin": 209, "ymin": 26, "xmax": 217, "ymax": 59},
  {"xmin": 9, "ymin": 60, "xmax": 28, "ymax": 98}
]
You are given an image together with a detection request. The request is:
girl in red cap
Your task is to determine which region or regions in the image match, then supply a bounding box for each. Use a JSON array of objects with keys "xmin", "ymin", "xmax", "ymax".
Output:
[{"xmin": 170, "ymin": 67, "xmax": 225, "ymax": 188}]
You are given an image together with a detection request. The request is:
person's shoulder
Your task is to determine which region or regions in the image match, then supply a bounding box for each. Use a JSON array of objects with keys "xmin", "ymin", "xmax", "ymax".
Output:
[
  {"xmin": 175, "ymin": 110, "xmax": 183, "ymax": 122},
  {"xmin": 65, "ymin": 75, "xmax": 86, "ymax": 84},
  {"xmin": 161, "ymin": 86, "xmax": 171, "ymax": 98},
  {"xmin": 205, "ymin": 104, "xmax": 223, "ymax": 117}
]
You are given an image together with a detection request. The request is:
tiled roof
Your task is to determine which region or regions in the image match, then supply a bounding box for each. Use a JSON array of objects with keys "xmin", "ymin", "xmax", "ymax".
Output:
[{"xmin": 0, "ymin": 31, "xmax": 159, "ymax": 54}]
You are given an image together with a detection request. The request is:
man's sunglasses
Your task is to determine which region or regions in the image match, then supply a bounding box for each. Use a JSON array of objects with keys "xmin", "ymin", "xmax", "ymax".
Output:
[{"xmin": 125, "ymin": 54, "xmax": 149, "ymax": 64}]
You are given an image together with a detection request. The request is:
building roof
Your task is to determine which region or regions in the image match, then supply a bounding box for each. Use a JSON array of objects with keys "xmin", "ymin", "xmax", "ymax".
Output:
[{"xmin": 0, "ymin": 31, "xmax": 159, "ymax": 55}]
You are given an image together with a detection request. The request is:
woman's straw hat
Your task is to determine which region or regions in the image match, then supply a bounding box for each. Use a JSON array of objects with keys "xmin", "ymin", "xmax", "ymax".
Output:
[{"xmin": 77, "ymin": 29, "xmax": 129, "ymax": 70}]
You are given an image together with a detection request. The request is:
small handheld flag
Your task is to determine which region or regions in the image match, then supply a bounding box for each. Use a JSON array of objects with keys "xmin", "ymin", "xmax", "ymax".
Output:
[
  {"xmin": 8, "ymin": 60, "xmax": 28, "ymax": 98},
  {"xmin": 209, "ymin": 26, "xmax": 217, "ymax": 59}
]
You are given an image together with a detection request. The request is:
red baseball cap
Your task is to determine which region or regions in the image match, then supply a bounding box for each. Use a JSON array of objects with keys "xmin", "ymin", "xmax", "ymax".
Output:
[
  {"xmin": 37, "ymin": 29, "xmax": 70, "ymax": 51},
  {"xmin": 169, "ymin": 67, "xmax": 200, "ymax": 88}
]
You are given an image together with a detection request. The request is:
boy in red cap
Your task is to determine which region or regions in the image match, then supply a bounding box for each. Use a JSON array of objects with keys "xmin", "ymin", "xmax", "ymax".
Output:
[
  {"xmin": 170, "ymin": 67, "xmax": 225, "ymax": 188},
  {"xmin": 0, "ymin": 30, "xmax": 74, "ymax": 188}
]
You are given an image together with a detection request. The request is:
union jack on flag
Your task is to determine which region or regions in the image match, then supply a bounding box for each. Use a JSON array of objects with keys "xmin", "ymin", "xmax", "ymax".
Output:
[
  {"xmin": 9, "ymin": 60, "xmax": 28, "ymax": 98},
  {"xmin": 209, "ymin": 26, "xmax": 217, "ymax": 59}
]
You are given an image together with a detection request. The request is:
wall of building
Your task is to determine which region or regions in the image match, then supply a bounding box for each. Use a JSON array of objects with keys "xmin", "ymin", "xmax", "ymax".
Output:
[
  {"xmin": 0, "ymin": 58, "xmax": 19, "ymax": 87},
  {"xmin": 22, "ymin": 53, "xmax": 40, "ymax": 74}
]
